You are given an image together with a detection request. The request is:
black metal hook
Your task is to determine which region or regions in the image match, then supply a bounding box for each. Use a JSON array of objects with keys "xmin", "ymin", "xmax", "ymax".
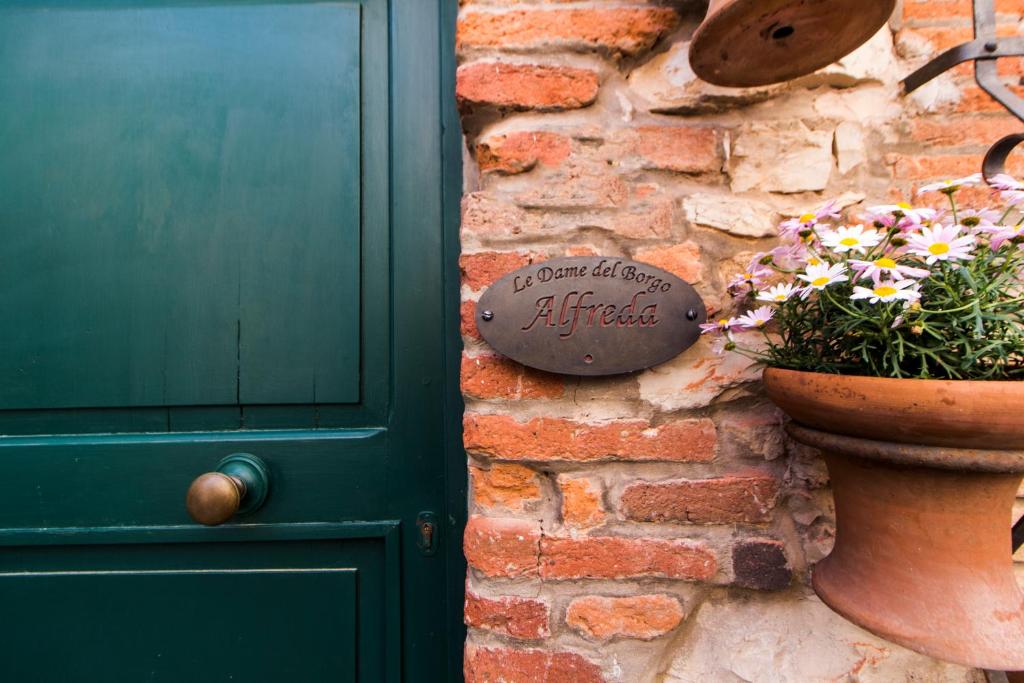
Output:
[{"xmin": 901, "ymin": 0, "xmax": 1024, "ymax": 181}]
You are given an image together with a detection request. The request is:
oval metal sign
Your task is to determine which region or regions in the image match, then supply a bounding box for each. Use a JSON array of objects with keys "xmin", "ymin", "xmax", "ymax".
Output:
[{"xmin": 476, "ymin": 256, "xmax": 707, "ymax": 376}]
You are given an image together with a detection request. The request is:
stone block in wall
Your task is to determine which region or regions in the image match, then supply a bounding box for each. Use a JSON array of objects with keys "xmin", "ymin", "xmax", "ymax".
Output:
[
  {"xmin": 682, "ymin": 194, "xmax": 777, "ymax": 239},
  {"xmin": 628, "ymin": 40, "xmax": 786, "ymax": 115},
  {"xmin": 638, "ymin": 337, "xmax": 761, "ymax": 412},
  {"xmin": 660, "ymin": 595, "xmax": 981, "ymax": 682},
  {"xmin": 729, "ymin": 121, "xmax": 834, "ymax": 194}
]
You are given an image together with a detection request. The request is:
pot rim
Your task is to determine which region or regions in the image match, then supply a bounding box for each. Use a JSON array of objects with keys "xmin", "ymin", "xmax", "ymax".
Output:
[
  {"xmin": 762, "ymin": 366, "xmax": 1024, "ymax": 450},
  {"xmin": 787, "ymin": 423, "xmax": 1024, "ymax": 473},
  {"xmin": 763, "ymin": 366, "xmax": 1023, "ymax": 387}
]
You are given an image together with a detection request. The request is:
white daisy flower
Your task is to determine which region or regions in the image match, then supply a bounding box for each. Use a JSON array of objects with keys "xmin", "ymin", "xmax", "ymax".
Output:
[
  {"xmin": 797, "ymin": 263, "xmax": 848, "ymax": 294},
  {"xmin": 987, "ymin": 173, "xmax": 1023, "ymax": 191},
  {"xmin": 916, "ymin": 173, "xmax": 982, "ymax": 195},
  {"xmin": 986, "ymin": 223, "xmax": 1024, "ymax": 250},
  {"xmin": 851, "ymin": 279, "xmax": 921, "ymax": 304},
  {"xmin": 820, "ymin": 224, "xmax": 882, "ymax": 254},
  {"xmin": 756, "ymin": 283, "xmax": 797, "ymax": 303},
  {"xmin": 866, "ymin": 203, "xmax": 937, "ymax": 226},
  {"xmin": 848, "ymin": 256, "xmax": 930, "ymax": 283},
  {"xmin": 699, "ymin": 318, "xmax": 740, "ymax": 335},
  {"xmin": 736, "ymin": 305, "xmax": 774, "ymax": 329},
  {"xmin": 957, "ymin": 208, "xmax": 1000, "ymax": 232},
  {"xmin": 906, "ymin": 225, "xmax": 976, "ymax": 264}
]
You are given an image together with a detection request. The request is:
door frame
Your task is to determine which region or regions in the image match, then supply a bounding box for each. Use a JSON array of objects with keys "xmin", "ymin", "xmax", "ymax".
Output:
[
  {"xmin": 434, "ymin": 0, "xmax": 467, "ymax": 679},
  {"xmin": 440, "ymin": 0, "xmax": 467, "ymax": 677}
]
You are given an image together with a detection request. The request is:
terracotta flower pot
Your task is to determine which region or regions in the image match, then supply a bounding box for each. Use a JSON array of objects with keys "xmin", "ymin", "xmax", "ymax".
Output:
[{"xmin": 763, "ymin": 367, "xmax": 1024, "ymax": 671}]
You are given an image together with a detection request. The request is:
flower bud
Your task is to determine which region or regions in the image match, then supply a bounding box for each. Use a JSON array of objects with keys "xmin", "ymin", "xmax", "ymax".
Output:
[
  {"xmin": 798, "ymin": 229, "xmax": 813, "ymax": 239},
  {"xmin": 891, "ymin": 237, "xmax": 907, "ymax": 247}
]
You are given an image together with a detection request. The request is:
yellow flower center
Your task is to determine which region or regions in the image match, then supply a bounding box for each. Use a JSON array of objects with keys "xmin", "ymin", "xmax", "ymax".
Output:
[
  {"xmin": 897, "ymin": 202, "xmax": 912, "ymax": 210},
  {"xmin": 743, "ymin": 273, "xmax": 753, "ymax": 279},
  {"xmin": 839, "ymin": 237, "xmax": 859, "ymax": 247},
  {"xmin": 928, "ymin": 242, "xmax": 950, "ymax": 255},
  {"xmin": 718, "ymin": 319, "xmax": 729, "ymax": 326},
  {"xmin": 773, "ymin": 294, "xmax": 786, "ymax": 301},
  {"xmin": 799, "ymin": 213, "xmax": 815, "ymax": 223},
  {"xmin": 874, "ymin": 257, "xmax": 897, "ymax": 269},
  {"xmin": 811, "ymin": 276, "xmax": 830, "ymax": 287},
  {"xmin": 807, "ymin": 257, "xmax": 821, "ymax": 266},
  {"xmin": 874, "ymin": 286, "xmax": 898, "ymax": 298}
]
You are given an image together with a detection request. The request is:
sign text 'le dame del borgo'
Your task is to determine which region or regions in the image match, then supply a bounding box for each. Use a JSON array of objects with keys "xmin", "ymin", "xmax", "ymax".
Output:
[{"xmin": 476, "ymin": 256, "xmax": 707, "ymax": 376}]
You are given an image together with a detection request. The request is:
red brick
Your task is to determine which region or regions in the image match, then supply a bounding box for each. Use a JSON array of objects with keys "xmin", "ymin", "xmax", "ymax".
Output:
[
  {"xmin": 465, "ymin": 591, "xmax": 550, "ymax": 639},
  {"xmin": 899, "ymin": 26, "xmax": 1024, "ymax": 77},
  {"xmin": 566, "ymin": 595, "xmax": 684, "ymax": 641},
  {"xmin": 462, "ymin": 354, "xmax": 564, "ymax": 400},
  {"xmin": 914, "ymin": 185, "xmax": 997, "ymax": 209},
  {"xmin": 631, "ymin": 127, "xmax": 721, "ymax": 174},
  {"xmin": 732, "ymin": 538, "xmax": 792, "ymax": 591},
  {"xmin": 540, "ymin": 536, "xmax": 716, "ymax": 580},
  {"xmin": 956, "ymin": 84, "xmax": 1024, "ymax": 113},
  {"xmin": 457, "ymin": 7, "xmax": 678, "ymax": 56},
  {"xmin": 461, "ymin": 300, "xmax": 482, "ymax": 341},
  {"xmin": 462, "ymin": 414, "xmax": 717, "ymax": 463},
  {"xmin": 557, "ymin": 475, "xmax": 605, "ymax": 530},
  {"xmin": 909, "ymin": 116, "xmax": 1022, "ymax": 146},
  {"xmin": 464, "ymin": 646, "xmax": 604, "ymax": 683},
  {"xmin": 903, "ymin": 0, "xmax": 1024, "ymax": 21},
  {"xmin": 620, "ymin": 474, "xmax": 779, "ymax": 525},
  {"xmin": 634, "ymin": 242, "xmax": 704, "ymax": 284},
  {"xmin": 891, "ymin": 153, "xmax": 1024, "ymax": 180},
  {"xmin": 476, "ymin": 132, "xmax": 571, "ymax": 174},
  {"xmin": 470, "ymin": 462, "xmax": 542, "ymax": 512},
  {"xmin": 456, "ymin": 62, "xmax": 600, "ymax": 112},
  {"xmin": 902, "ymin": 24, "xmax": 1021, "ymax": 53},
  {"xmin": 464, "ymin": 516, "xmax": 541, "ymax": 578},
  {"xmin": 460, "ymin": 251, "xmax": 536, "ymax": 291}
]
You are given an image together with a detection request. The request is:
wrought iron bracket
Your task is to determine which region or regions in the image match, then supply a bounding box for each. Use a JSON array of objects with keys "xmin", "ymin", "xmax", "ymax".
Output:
[{"xmin": 901, "ymin": 0, "xmax": 1024, "ymax": 179}]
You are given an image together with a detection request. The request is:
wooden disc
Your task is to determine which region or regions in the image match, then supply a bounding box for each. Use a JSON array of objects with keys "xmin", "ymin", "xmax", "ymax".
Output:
[{"xmin": 689, "ymin": 0, "xmax": 896, "ymax": 87}]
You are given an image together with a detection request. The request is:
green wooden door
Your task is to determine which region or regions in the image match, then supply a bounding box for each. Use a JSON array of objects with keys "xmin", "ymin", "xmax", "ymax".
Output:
[{"xmin": 0, "ymin": 0, "xmax": 462, "ymax": 680}]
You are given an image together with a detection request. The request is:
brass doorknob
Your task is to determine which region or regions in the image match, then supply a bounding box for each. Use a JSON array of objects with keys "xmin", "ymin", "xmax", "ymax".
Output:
[
  {"xmin": 185, "ymin": 454, "xmax": 270, "ymax": 526},
  {"xmin": 186, "ymin": 472, "xmax": 245, "ymax": 526}
]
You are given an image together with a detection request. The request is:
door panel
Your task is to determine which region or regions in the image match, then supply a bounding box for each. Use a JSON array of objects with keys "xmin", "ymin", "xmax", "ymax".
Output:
[
  {"xmin": 0, "ymin": 1, "xmax": 361, "ymax": 409},
  {"xmin": 0, "ymin": 0, "xmax": 456, "ymax": 679},
  {"xmin": 0, "ymin": 524, "xmax": 401, "ymax": 682},
  {"xmin": 0, "ymin": 430, "xmax": 385, "ymax": 528},
  {"xmin": 1, "ymin": 570, "xmax": 358, "ymax": 682}
]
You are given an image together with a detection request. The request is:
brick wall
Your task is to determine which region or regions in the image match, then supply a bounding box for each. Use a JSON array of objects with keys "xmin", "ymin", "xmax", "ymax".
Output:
[{"xmin": 456, "ymin": 1, "xmax": 1012, "ymax": 680}]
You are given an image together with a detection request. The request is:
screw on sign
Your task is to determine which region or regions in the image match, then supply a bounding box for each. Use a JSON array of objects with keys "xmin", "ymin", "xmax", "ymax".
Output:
[{"xmin": 476, "ymin": 256, "xmax": 706, "ymax": 376}]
